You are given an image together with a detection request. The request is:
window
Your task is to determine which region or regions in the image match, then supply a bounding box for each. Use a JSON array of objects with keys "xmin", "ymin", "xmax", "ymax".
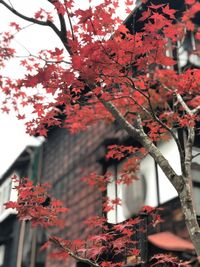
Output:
[
  {"xmin": 0, "ymin": 178, "xmax": 12, "ymax": 215},
  {"xmin": 107, "ymin": 163, "xmax": 146, "ymax": 224},
  {"xmin": 178, "ymin": 31, "xmax": 200, "ymax": 68},
  {"xmin": 0, "ymin": 245, "xmax": 5, "ymax": 266},
  {"xmin": 0, "ymin": 174, "xmax": 18, "ymax": 222}
]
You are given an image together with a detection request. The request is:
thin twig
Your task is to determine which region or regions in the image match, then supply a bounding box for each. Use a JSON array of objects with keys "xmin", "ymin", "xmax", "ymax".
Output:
[
  {"xmin": 192, "ymin": 106, "xmax": 200, "ymax": 114},
  {"xmin": 0, "ymin": 0, "xmax": 72, "ymax": 55},
  {"xmin": 192, "ymin": 152, "xmax": 200, "ymax": 160},
  {"xmin": 66, "ymin": 7, "xmax": 75, "ymax": 40},
  {"xmin": 146, "ymin": 91, "xmax": 186, "ymax": 175},
  {"xmin": 15, "ymin": 54, "xmax": 71, "ymax": 65}
]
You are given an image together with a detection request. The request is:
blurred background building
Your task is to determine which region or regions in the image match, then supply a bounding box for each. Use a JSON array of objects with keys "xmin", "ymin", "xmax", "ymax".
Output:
[{"xmin": 0, "ymin": 0, "xmax": 200, "ymax": 266}]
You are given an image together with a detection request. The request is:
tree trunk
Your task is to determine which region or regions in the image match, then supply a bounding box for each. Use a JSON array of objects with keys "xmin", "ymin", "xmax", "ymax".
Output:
[{"xmin": 179, "ymin": 180, "xmax": 200, "ymax": 256}]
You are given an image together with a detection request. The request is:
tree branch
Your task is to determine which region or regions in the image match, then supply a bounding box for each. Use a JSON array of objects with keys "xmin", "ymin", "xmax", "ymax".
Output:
[
  {"xmin": 0, "ymin": 0, "xmax": 53, "ymax": 27},
  {"xmin": 66, "ymin": 7, "xmax": 75, "ymax": 40},
  {"xmin": 173, "ymin": 92, "xmax": 195, "ymax": 178},
  {"xmin": 175, "ymin": 92, "xmax": 193, "ymax": 116},
  {"xmin": 192, "ymin": 152, "xmax": 200, "ymax": 160},
  {"xmin": 49, "ymin": 236, "xmax": 101, "ymax": 267},
  {"xmin": 98, "ymin": 95, "xmax": 184, "ymax": 193},
  {"xmin": 46, "ymin": 0, "xmax": 70, "ymax": 50},
  {"xmin": 185, "ymin": 126, "xmax": 195, "ymax": 179},
  {"xmin": 192, "ymin": 106, "xmax": 200, "ymax": 114},
  {"xmin": 0, "ymin": 0, "xmax": 72, "ymax": 55},
  {"xmin": 147, "ymin": 92, "xmax": 186, "ymax": 175},
  {"xmin": 120, "ymin": 79, "xmax": 186, "ymax": 177}
]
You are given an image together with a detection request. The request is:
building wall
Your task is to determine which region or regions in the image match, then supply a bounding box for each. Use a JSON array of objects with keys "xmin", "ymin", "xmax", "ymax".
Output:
[
  {"xmin": 41, "ymin": 123, "xmax": 123, "ymax": 267},
  {"xmin": 41, "ymin": 119, "xmax": 200, "ymax": 266}
]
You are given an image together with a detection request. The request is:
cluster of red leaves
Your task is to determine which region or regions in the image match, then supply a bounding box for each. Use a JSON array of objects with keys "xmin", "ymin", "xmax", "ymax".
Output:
[
  {"xmin": 34, "ymin": 8, "xmax": 53, "ymax": 21},
  {"xmin": 82, "ymin": 172, "xmax": 112, "ymax": 192},
  {"xmin": 118, "ymin": 158, "xmax": 140, "ymax": 185},
  {"xmin": 0, "ymin": 2, "xmax": 199, "ymax": 138},
  {"xmin": 82, "ymin": 160, "xmax": 142, "ymax": 216},
  {"xmin": 141, "ymin": 206, "xmax": 164, "ymax": 227},
  {"xmin": 4, "ymin": 177, "xmax": 164, "ymax": 267},
  {"xmin": 0, "ymin": 31, "xmax": 15, "ymax": 68},
  {"xmin": 82, "ymin": 212, "xmax": 163, "ymax": 266},
  {"xmin": 102, "ymin": 196, "xmax": 122, "ymax": 213},
  {"xmin": 82, "ymin": 216, "xmax": 145, "ymax": 265},
  {"xmin": 5, "ymin": 176, "xmax": 69, "ymax": 228},
  {"xmin": 145, "ymin": 120, "xmax": 170, "ymax": 141},
  {"xmin": 106, "ymin": 146, "xmax": 148, "ymax": 184},
  {"xmin": 39, "ymin": 214, "xmax": 147, "ymax": 267},
  {"xmin": 106, "ymin": 145, "xmax": 146, "ymax": 161}
]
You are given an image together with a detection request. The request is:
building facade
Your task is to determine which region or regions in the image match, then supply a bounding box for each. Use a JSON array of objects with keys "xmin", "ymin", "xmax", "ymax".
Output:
[
  {"xmin": 40, "ymin": 0, "xmax": 200, "ymax": 266},
  {"xmin": 1, "ymin": 0, "xmax": 200, "ymax": 266}
]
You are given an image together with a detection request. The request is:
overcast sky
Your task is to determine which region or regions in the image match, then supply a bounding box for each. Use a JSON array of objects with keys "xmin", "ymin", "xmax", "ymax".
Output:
[{"xmin": 0, "ymin": 0, "xmax": 62, "ymax": 176}]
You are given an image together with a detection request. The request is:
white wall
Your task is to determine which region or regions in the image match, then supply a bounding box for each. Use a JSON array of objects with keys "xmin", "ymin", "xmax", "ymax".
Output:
[
  {"xmin": 157, "ymin": 139, "xmax": 180, "ymax": 204},
  {"xmin": 107, "ymin": 137, "xmax": 182, "ymax": 223},
  {"xmin": 0, "ymin": 173, "xmax": 19, "ymax": 222}
]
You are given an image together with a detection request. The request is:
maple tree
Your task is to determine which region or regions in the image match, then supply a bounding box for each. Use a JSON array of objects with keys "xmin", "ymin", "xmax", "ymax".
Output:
[{"xmin": 1, "ymin": 0, "xmax": 200, "ymax": 266}]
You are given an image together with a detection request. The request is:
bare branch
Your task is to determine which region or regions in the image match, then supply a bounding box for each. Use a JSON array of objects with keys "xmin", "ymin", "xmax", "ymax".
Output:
[
  {"xmin": 12, "ymin": 23, "xmax": 35, "ymax": 37},
  {"xmin": 15, "ymin": 54, "xmax": 71, "ymax": 65},
  {"xmin": 58, "ymin": 13, "xmax": 67, "ymax": 37},
  {"xmin": 192, "ymin": 152, "xmax": 200, "ymax": 160},
  {"xmin": 14, "ymin": 38, "xmax": 71, "ymax": 65},
  {"xmin": 185, "ymin": 126, "xmax": 195, "ymax": 178},
  {"xmin": 173, "ymin": 93, "xmax": 195, "ymax": 177},
  {"xmin": 192, "ymin": 106, "xmax": 200, "ymax": 114},
  {"xmin": 8, "ymin": 0, "xmax": 13, "ymax": 8},
  {"xmin": 66, "ymin": 7, "xmax": 75, "ymax": 40},
  {"xmin": 46, "ymin": 0, "xmax": 68, "ymax": 44},
  {"xmin": 175, "ymin": 92, "xmax": 193, "ymax": 116}
]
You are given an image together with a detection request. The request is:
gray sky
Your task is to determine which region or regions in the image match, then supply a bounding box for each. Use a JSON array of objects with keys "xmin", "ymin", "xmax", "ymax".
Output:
[{"xmin": 0, "ymin": 0, "xmax": 61, "ymax": 176}]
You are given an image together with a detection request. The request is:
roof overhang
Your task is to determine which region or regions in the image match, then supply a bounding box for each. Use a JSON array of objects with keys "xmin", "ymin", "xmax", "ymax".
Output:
[{"xmin": 148, "ymin": 231, "xmax": 194, "ymax": 251}]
